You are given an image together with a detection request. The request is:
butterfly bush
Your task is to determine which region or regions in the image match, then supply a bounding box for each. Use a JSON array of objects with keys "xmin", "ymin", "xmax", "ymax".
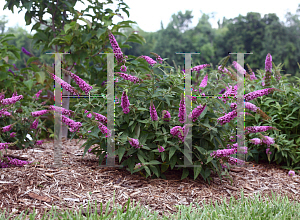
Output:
[
  {"xmin": 245, "ymin": 126, "xmax": 278, "ymax": 135},
  {"xmin": 198, "ymin": 74, "xmax": 208, "ymax": 92}
]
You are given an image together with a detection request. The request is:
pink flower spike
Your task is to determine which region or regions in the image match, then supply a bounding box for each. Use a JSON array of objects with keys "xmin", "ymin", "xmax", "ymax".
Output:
[
  {"xmin": 30, "ymin": 119, "xmax": 39, "ymax": 130},
  {"xmin": 31, "ymin": 110, "xmax": 49, "ymax": 117},
  {"xmin": 10, "ymin": 132, "xmax": 16, "ymax": 138},
  {"xmin": 232, "ymin": 61, "xmax": 246, "ymax": 75},
  {"xmin": 0, "ymin": 95, "xmax": 23, "ymax": 106},
  {"xmin": 2, "ymin": 124, "xmax": 13, "ymax": 132},
  {"xmin": 150, "ymin": 101, "xmax": 158, "ymax": 121},
  {"xmin": 178, "ymin": 94, "xmax": 186, "ymax": 124}
]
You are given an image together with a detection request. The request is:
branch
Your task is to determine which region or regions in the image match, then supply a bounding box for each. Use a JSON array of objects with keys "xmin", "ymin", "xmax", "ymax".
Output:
[{"xmin": 32, "ymin": 16, "xmax": 51, "ymax": 28}]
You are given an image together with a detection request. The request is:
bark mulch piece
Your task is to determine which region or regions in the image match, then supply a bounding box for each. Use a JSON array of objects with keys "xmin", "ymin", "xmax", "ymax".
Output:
[{"xmin": 0, "ymin": 138, "xmax": 299, "ymax": 219}]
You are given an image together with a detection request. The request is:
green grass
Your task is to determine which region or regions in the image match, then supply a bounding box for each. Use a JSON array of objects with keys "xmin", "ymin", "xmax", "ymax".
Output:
[{"xmin": 1, "ymin": 189, "xmax": 300, "ymax": 220}]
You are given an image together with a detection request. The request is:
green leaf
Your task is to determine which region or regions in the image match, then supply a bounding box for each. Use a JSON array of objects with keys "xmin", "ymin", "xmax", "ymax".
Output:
[
  {"xmin": 134, "ymin": 123, "xmax": 140, "ymax": 139},
  {"xmin": 0, "ymin": 72, "xmax": 7, "ymax": 81},
  {"xmin": 26, "ymin": 57, "xmax": 40, "ymax": 66},
  {"xmin": 137, "ymin": 152, "xmax": 146, "ymax": 163},
  {"xmin": 161, "ymin": 162, "xmax": 169, "ymax": 173},
  {"xmin": 147, "ymin": 160, "xmax": 161, "ymax": 165},
  {"xmin": 193, "ymin": 161, "xmax": 202, "ymax": 180},
  {"xmin": 169, "ymin": 146, "xmax": 177, "ymax": 160},
  {"xmin": 169, "ymin": 154, "xmax": 177, "ymax": 169},
  {"xmin": 206, "ymin": 156, "xmax": 214, "ymax": 164},
  {"xmin": 23, "ymin": 80, "xmax": 34, "ymax": 90},
  {"xmin": 35, "ymin": 71, "xmax": 46, "ymax": 84},
  {"xmin": 181, "ymin": 168, "xmax": 189, "ymax": 180},
  {"xmin": 78, "ymin": 17, "xmax": 92, "ymax": 29},
  {"xmin": 82, "ymin": 33, "xmax": 92, "ymax": 44},
  {"xmin": 96, "ymin": 28, "xmax": 106, "ymax": 39},
  {"xmin": 149, "ymin": 165, "xmax": 159, "ymax": 177},
  {"xmin": 64, "ymin": 24, "xmax": 73, "ymax": 33},
  {"xmin": 117, "ymin": 147, "xmax": 125, "ymax": 163},
  {"xmin": 144, "ymin": 166, "xmax": 151, "ymax": 177}
]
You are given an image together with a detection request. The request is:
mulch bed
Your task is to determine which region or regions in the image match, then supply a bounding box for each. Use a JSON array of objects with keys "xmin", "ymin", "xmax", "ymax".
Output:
[{"xmin": 0, "ymin": 138, "xmax": 299, "ymax": 219}]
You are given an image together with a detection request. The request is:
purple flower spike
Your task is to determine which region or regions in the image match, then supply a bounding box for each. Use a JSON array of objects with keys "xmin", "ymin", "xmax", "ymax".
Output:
[
  {"xmin": 178, "ymin": 94, "xmax": 186, "ymax": 124},
  {"xmin": 30, "ymin": 119, "xmax": 39, "ymax": 129},
  {"xmin": 21, "ymin": 47, "xmax": 34, "ymax": 57},
  {"xmin": 265, "ymin": 53, "xmax": 272, "ymax": 73},
  {"xmin": 138, "ymin": 55, "xmax": 157, "ymax": 66},
  {"xmin": 121, "ymin": 90, "xmax": 130, "ymax": 114},
  {"xmin": 150, "ymin": 101, "xmax": 158, "ymax": 121},
  {"xmin": 8, "ymin": 69, "xmax": 15, "ymax": 76},
  {"xmin": 162, "ymin": 110, "xmax": 171, "ymax": 122}
]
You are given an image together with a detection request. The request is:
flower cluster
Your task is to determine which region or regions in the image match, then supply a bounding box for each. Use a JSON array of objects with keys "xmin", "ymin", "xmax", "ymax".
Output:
[
  {"xmin": 170, "ymin": 125, "xmax": 190, "ymax": 143},
  {"xmin": 265, "ymin": 53, "xmax": 272, "ymax": 73},
  {"xmin": 191, "ymin": 64, "xmax": 210, "ymax": 73},
  {"xmin": 0, "ymin": 143, "xmax": 10, "ymax": 150},
  {"xmin": 188, "ymin": 104, "xmax": 206, "ymax": 122},
  {"xmin": 217, "ymin": 110, "xmax": 237, "ymax": 125},
  {"xmin": 115, "ymin": 72, "xmax": 142, "ymax": 83},
  {"xmin": 35, "ymin": 140, "xmax": 43, "ymax": 145},
  {"xmin": 61, "ymin": 115, "xmax": 82, "ymax": 133},
  {"xmin": 198, "ymin": 74, "xmax": 208, "ymax": 92},
  {"xmin": 8, "ymin": 69, "xmax": 15, "ymax": 76},
  {"xmin": 92, "ymin": 112, "xmax": 107, "ymax": 124},
  {"xmin": 244, "ymin": 88, "xmax": 277, "ymax": 102},
  {"xmin": 33, "ymin": 90, "xmax": 43, "ymax": 100},
  {"xmin": 49, "ymin": 105, "xmax": 74, "ymax": 117},
  {"xmin": 21, "ymin": 47, "xmax": 34, "ymax": 57},
  {"xmin": 10, "ymin": 132, "xmax": 16, "ymax": 138},
  {"xmin": 1, "ymin": 156, "xmax": 32, "ymax": 167},
  {"xmin": 218, "ymin": 65, "xmax": 230, "ymax": 73},
  {"xmin": 162, "ymin": 110, "xmax": 171, "ymax": 122},
  {"xmin": 218, "ymin": 84, "xmax": 237, "ymax": 104},
  {"xmin": 127, "ymin": 137, "xmax": 143, "ymax": 149},
  {"xmin": 138, "ymin": 55, "xmax": 157, "ymax": 66},
  {"xmin": 150, "ymin": 52, "xmax": 163, "ymax": 64},
  {"xmin": 68, "ymin": 71, "xmax": 93, "ymax": 94},
  {"xmin": 121, "ymin": 91, "xmax": 130, "ymax": 114},
  {"xmin": 108, "ymin": 29, "xmax": 126, "ymax": 64},
  {"xmin": 158, "ymin": 145, "xmax": 165, "ymax": 152},
  {"xmin": 288, "ymin": 170, "xmax": 295, "ymax": 177},
  {"xmin": 178, "ymin": 94, "xmax": 186, "ymax": 124},
  {"xmin": 150, "ymin": 101, "xmax": 158, "ymax": 121},
  {"xmin": 84, "ymin": 110, "xmax": 92, "ymax": 118},
  {"xmin": 245, "ymin": 126, "xmax": 277, "ymax": 135},
  {"xmin": 232, "ymin": 61, "xmax": 246, "ymax": 75},
  {"xmin": 120, "ymin": 65, "xmax": 127, "ymax": 72},
  {"xmin": 98, "ymin": 122, "xmax": 111, "ymax": 137},
  {"xmin": 31, "ymin": 110, "xmax": 49, "ymax": 117},
  {"xmin": 0, "ymin": 95, "xmax": 23, "ymax": 106},
  {"xmin": 47, "ymin": 71, "xmax": 80, "ymax": 95},
  {"xmin": 30, "ymin": 119, "xmax": 39, "ymax": 130}
]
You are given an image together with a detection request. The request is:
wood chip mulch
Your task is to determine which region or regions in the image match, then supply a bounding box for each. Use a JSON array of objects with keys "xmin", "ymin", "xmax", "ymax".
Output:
[{"xmin": 0, "ymin": 138, "xmax": 299, "ymax": 219}]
